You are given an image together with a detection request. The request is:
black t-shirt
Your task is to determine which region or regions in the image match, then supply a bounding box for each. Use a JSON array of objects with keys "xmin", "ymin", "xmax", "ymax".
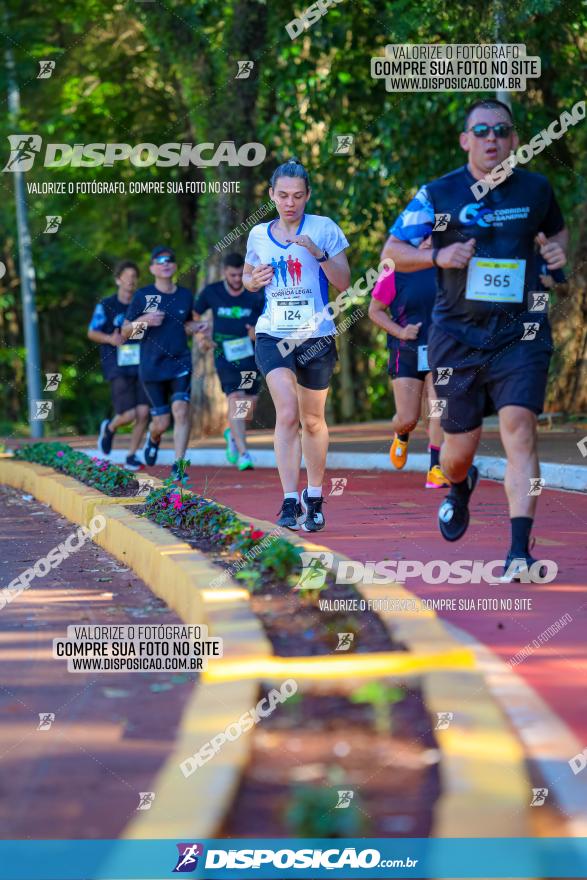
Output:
[
  {"xmin": 126, "ymin": 284, "xmax": 193, "ymax": 381},
  {"xmin": 88, "ymin": 293, "xmax": 139, "ymax": 381},
  {"xmin": 193, "ymin": 281, "xmax": 264, "ymax": 364},
  {"xmin": 386, "ymin": 269, "xmax": 436, "ymax": 352},
  {"xmin": 426, "ymin": 165, "xmax": 565, "ymax": 349}
]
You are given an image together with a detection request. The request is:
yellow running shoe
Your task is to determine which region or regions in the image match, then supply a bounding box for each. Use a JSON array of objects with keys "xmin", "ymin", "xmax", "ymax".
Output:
[
  {"xmin": 390, "ymin": 434, "xmax": 409, "ymax": 469},
  {"xmin": 425, "ymin": 464, "xmax": 450, "ymax": 489}
]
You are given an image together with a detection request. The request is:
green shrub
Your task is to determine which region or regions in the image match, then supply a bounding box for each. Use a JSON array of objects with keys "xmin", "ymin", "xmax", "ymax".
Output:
[{"xmin": 14, "ymin": 441, "xmax": 137, "ymax": 495}]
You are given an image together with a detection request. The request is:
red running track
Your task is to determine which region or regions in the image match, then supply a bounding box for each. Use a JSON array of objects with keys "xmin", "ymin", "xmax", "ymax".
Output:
[{"xmin": 151, "ymin": 463, "xmax": 587, "ymax": 744}]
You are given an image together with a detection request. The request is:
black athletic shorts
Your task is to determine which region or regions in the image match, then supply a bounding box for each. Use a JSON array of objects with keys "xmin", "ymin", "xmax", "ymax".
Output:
[
  {"xmin": 255, "ymin": 333, "xmax": 337, "ymax": 391},
  {"xmin": 110, "ymin": 375, "xmax": 150, "ymax": 415},
  {"xmin": 427, "ymin": 325, "xmax": 552, "ymax": 434},
  {"xmin": 142, "ymin": 372, "xmax": 191, "ymax": 416},
  {"xmin": 388, "ymin": 343, "xmax": 428, "ymax": 381},
  {"xmin": 216, "ymin": 355, "xmax": 261, "ymax": 396}
]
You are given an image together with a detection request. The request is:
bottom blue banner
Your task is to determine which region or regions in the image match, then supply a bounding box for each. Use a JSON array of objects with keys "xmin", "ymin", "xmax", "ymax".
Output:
[{"xmin": 1, "ymin": 837, "xmax": 587, "ymax": 879}]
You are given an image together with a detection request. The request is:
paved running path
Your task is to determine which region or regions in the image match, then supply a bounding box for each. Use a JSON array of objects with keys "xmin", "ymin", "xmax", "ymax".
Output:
[
  {"xmin": 0, "ymin": 485, "xmax": 196, "ymax": 839},
  {"xmin": 151, "ymin": 463, "xmax": 587, "ymax": 745},
  {"xmin": 12, "ymin": 418, "xmax": 587, "ymax": 466}
]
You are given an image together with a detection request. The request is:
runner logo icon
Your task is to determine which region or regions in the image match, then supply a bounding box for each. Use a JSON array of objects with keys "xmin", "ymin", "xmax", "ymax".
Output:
[
  {"xmin": 37, "ymin": 712, "xmax": 55, "ymax": 730},
  {"xmin": 3, "ymin": 134, "xmax": 42, "ymax": 172},
  {"xmin": 335, "ymin": 790, "xmax": 354, "ymax": 808},
  {"xmin": 144, "ymin": 294, "xmax": 161, "ymax": 312},
  {"xmin": 44, "ymin": 373, "xmax": 62, "ymax": 391},
  {"xmin": 433, "ymin": 212, "xmax": 451, "ymax": 231},
  {"xmin": 329, "ymin": 477, "xmax": 347, "ymax": 496},
  {"xmin": 137, "ymin": 792, "xmax": 155, "ymax": 810},
  {"xmin": 173, "ymin": 843, "xmax": 204, "ymax": 872},
  {"xmin": 295, "ymin": 551, "xmax": 333, "ymax": 591},
  {"xmin": 521, "ymin": 322, "xmax": 540, "ymax": 341},
  {"xmin": 435, "ymin": 367, "xmax": 453, "ymax": 386},
  {"xmin": 530, "ymin": 787, "xmax": 549, "ymax": 806},
  {"xmin": 37, "ymin": 60, "xmax": 55, "ymax": 79},
  {"xmin": 335, "ymin": 632, "xmax": 354, "ymax": 651},
  {"xmin": 529, "ymin": 292, "xmax": 549, "ymax": 312},
  {"xmin": 235, "ymin": 60, "xmax": 254, "ymax": 79},
  {"xmin": 435, "ymin": 712, "xmax": 454, "ymax": 730},
  {"xmin": 44, "ymin": 215, "xmax": 62, "ymax": 233},
  {"xmin": 239, "ymin": 370, "xmax": 257, "ymax": 390}
]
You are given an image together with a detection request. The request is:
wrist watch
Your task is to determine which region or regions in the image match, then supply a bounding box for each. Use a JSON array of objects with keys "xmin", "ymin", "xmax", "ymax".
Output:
[
  {"xmin": 431, "ymin": 248, "xmax": 440, "ymax": 267},
  {"xmin": 317, "ymin": 250, "xmax": 329, "ymax": 263}
]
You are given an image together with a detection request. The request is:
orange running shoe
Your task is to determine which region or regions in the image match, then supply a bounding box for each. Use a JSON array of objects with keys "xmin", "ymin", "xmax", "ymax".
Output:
[
  {"xmin": 425, "ymin": 464, "xmax": 450, "ymax": 489},
  {"xmin": 390, "ymin": 434, "xmax": 409, "ymax": 469}
]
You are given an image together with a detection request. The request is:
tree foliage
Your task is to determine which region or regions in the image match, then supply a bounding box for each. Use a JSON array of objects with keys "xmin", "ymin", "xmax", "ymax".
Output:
[{"xmin": 1, "ymin": 0, "xmax": 585, "ymax": 434}]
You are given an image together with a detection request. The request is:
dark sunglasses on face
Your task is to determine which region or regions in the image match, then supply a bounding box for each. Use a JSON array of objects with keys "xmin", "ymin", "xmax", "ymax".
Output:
[
  {"xmin": 153, "ymin": 255, "xmax": 175, "ymax": 264},
  {"xmin": 468, "ymin": 123, "xmax": 514, "ymax": 139}
]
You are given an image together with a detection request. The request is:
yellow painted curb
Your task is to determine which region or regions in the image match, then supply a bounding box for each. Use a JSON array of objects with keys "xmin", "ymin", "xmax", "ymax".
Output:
[{"xmin": 204, "ymin": 647, "xmax": 475, "ymax": 683}]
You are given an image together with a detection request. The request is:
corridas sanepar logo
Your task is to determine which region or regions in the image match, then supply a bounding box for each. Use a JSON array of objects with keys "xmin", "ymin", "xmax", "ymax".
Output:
[{"xmin": 3, "ymin": 135, "xmax": 266, "ymax": 171}]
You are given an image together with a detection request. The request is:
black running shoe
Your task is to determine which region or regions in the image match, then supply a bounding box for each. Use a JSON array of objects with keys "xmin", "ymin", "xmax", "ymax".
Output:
[
  {"xmin": 438, "ymin": 465, "xmax": 478, "ymax": 542},
  {"xmin": 501, "ymin": 552, "xmax": 547, "ymax": 583},
  {"xmin": 171, "ymin": 461, "xmax": 181, "ymax": 482},
  {"xmin": 98, "ymin": 418, "xmax": 114, "ymax": 455},
  {"xmin": 124, "ymin": 453, "xmax": 143, "ymax": 472},
  {"xmin": 143, "ymin": 432, "xmax": 160, "ymax": 467},
  {"xmin": 301, "ymin": 489, "xmax": 325, "ymax": 533},
  {"xmin": 277, "ymin": 498, "xmax": 303, "ymax": 530}
]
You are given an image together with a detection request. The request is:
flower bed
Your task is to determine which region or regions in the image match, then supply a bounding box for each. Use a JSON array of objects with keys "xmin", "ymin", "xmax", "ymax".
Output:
[
  {"xmin": 14, "ymin": 442, "xmax": 140, "ymax": 496},
  {"xmin": 140, "ymin": 461, "xmax": 405, "ymax": 655},
  {"xmin": 221, "ymin": 685, "xmax": 440, "ymax": 837}
]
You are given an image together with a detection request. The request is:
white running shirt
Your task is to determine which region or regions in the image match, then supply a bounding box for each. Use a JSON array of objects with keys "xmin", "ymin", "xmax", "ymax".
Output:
[{"xmin": 245, "ymin": 213, "xmax": 349, "ymax": 339}]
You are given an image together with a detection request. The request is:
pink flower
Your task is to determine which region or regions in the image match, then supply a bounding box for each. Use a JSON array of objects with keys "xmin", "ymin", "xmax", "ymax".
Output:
[{"xmin": 56, "ymin": 451, "xmax": 64, "ymax": 458}]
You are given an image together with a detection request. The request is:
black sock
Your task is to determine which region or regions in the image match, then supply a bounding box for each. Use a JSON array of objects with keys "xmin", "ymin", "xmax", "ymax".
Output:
[
  {"xmin": 398, "ymin": 432, "xmax": 409, "ymax": 442},
  {"xmin": 451, "ymin": 475, "xmax": 471, "ymax": 499},
  {"xmin": 510, "ymin": 516, "xmax": 533, "ymax": 556},
  {"xmin": 429, "ymin": 445, "xmax": 440, "ymax": 468}
]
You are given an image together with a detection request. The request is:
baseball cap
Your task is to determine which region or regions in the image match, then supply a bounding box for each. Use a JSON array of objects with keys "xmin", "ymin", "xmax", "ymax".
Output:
[{"xmin": 150, "ymin": 245, "xmax": 176, "ymax": 262}]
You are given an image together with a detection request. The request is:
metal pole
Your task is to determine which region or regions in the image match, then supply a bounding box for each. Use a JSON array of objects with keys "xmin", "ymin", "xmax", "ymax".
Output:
[{"xmin": 5, "ymin": 43, "xmax": 43, "ymax": 437}]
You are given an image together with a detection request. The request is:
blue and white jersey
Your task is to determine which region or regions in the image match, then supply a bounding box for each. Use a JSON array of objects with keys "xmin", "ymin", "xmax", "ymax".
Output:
[{"xmin": 245, "ymin": 213, "xmax": 349, "ymax": 339}]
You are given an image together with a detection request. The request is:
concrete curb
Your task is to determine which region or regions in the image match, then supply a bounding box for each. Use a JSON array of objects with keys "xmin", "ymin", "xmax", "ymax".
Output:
[{"xmin": 86, "ymin": 446, "xmax": 587, "ymax": 492}]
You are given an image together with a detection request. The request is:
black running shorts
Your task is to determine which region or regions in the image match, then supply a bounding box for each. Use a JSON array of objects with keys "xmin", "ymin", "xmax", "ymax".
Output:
[
  {"xmin": 427, "ymin": 325, "xmax": 552, "ymax": 434},
  {"xmin": 110, "ymin": 376, "xmax": 150, "ymax": 415},
  {"xmin": 255, "ymin": 333, "xmax": 337, "ymax": 391},
  {"xmin": 215, "ymin": 356, "xmax": 261, "ymax": 396},
  {"xmin": 388, "ymin": 343, "xmax": 428, "ymax": 382},
  {"xmin": 142, "ymin": 373, "xmax": 192, "ymax": 416}
]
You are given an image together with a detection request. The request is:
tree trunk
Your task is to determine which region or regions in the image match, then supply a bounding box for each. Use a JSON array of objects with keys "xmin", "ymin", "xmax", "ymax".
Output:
[{"xmin": 546, "ymin": 203, "xmax": 587, "ymax": 413}]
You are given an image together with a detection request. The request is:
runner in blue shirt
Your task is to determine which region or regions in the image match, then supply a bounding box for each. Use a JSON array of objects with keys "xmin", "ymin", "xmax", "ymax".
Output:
[
  {"xmin": 87, "ymin": 260, "xmax": 149, "ymax": 470},
  {"xmin": 244, "ymin": 158, "xmax": 351, "ymax": 532},
  {"xmin": 383, "ymin": 99, "xmax": 568, "ymax": 580}
]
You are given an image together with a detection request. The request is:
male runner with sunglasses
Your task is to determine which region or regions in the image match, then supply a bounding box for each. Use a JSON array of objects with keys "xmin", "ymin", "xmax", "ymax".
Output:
[
  {"xmin": 383, "ymin": 99, "xmax": 567, "ymax": 580},
  {"xmin": 122, "ymin": 246, "xmax": 200, "ymax": 479}
]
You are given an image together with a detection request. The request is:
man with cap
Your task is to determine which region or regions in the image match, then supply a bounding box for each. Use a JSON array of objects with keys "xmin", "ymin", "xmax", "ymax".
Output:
[{"xmin": 122, "ymin": 246, "xmax": 201, "ymax": 479}]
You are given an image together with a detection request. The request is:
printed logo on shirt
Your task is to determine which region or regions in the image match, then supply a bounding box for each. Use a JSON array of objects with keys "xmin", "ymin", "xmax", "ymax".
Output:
[
  {"xmin": 459, "ymin": 202, "xmax": 531, "ymax": 228},
  {"xmin": 217, "ymin": 306, "xmax": 253, "ymax": 319},
  {"xmin": 270, "ymin": 254, "xmax": 303, "ymax": 286}
]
